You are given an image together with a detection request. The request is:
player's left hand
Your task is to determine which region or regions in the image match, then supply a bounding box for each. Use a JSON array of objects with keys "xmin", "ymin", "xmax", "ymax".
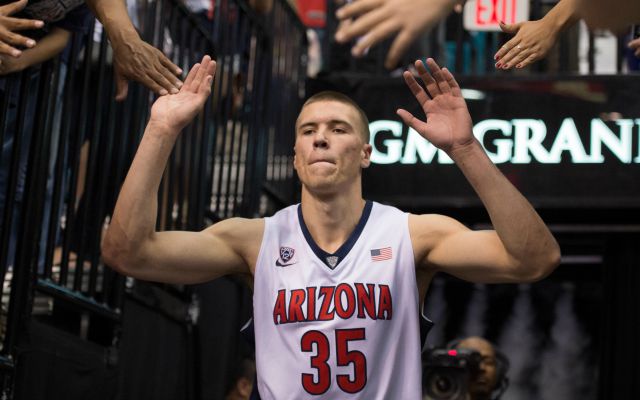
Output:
[{"xmin": 396, "ymin": 58, "xmax": 473, "ymax": 155}]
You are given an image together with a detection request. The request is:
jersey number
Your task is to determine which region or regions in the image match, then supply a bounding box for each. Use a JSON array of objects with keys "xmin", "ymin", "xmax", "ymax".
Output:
[{"xmin": 300, "ymin": 328, "xmax": 367, "ymax": 395}]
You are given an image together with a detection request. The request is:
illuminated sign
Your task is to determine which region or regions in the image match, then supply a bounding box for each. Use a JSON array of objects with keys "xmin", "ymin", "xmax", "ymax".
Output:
[
  {"xmin": 369, "ymin": 118, "xmax": 640, "ymax": 165},
  {"xmin": 308, "ymin": 72, "xmax": 640, "ymax": 210},
  {"xmin": 463, "ymin": 0, "xmax": 529, "ymax": 31}
]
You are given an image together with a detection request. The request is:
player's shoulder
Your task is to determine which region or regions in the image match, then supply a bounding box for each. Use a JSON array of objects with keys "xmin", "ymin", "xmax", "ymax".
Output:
[
  {"xmin": 408, "ymin": 213, "xmax": 468, "ymax": 246},
  {"xmin": 408, "ymin": 214, "xmax": 468, "ymax": 265},
  {"xmin": 366, "ymin": 201, "xmax": 408, "ymax": 221},
  {"xmin": 204, "ymin": 217, "xmax": 265, "ymax": 243},
  {"xmin": 408, "ymin": 213, "xmax": 464, "ymax": 228},
  {"xmin": 204, "ymin": 217, "xmax": 265, "ymax": 265}
]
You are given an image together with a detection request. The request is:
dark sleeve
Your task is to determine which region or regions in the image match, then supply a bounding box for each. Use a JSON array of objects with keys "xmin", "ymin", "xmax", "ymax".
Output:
[
  {"xmin": 14, "ymin": 0, "xmax": 85, "ymax": 23},
  {"xmin": 51, "ymin": 4, "xmax": 94, "ymax": 34}
]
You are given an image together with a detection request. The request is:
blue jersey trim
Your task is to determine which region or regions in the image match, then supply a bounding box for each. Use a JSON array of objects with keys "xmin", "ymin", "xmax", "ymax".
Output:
[{"xmin": 297, "ymin": 200, "xmax": 373, "ymax": 270}]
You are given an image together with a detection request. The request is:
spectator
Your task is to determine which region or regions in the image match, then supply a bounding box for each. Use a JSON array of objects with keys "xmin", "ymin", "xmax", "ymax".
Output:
[
  {"xmin": 493, "ymin": 0, "xmax": 579, "ymax": 70},
  {"xmin": 454, "ymin": 337, "xmax": 508, "ymax": 400},
  {"xmin": 496, "ymin": 0, "xmax": 640, "ymax": 70},
  {"xmin": 0, "ymin": 0, "xmax": 91, "ymax": 74},
  {"xmin": 0, "ymin": 0, "xmax": 183, "ymax": 100},
  {"xmin": 0, "ymin": 2, "xmax": 92, "ymax": 269}
]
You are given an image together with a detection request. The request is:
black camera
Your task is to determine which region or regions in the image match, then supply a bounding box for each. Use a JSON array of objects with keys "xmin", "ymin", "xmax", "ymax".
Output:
[{"xmin": 423, "ymin": 348, "xmax": 482, "ymax": 400}]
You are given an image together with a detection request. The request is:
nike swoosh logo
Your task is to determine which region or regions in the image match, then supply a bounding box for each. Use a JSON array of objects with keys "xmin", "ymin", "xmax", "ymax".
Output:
[{"xmin": 275, "ymin": 260, "xmax": 298, "ymax": 267}]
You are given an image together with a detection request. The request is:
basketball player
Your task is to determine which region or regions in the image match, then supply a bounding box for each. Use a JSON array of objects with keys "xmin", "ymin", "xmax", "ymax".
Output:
[{"xmin": 102, "ymin": 55, "xmax": 560, "ymax": 399}]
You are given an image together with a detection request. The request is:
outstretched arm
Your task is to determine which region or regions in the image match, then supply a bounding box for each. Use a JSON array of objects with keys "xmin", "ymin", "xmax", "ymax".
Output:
[
  {"xmin": 334, "ymin": 0, "xmax": 457, "ymax": 69},
  {"xmin": 399, "ymin": 59, "xmax": 560, "ymax": 283},
  {"xmin": 494, "ymin": 0, "xmax": 579, "ymax": 70},
  {"xmin": 102, "ymin": 56, "xmax": 261, "ymax": 284},
  {"xmin": 0, "ymin": 27, "xmax": 69, "ymax": 75},
  {"xmin": 86, "ymin": 0, "xmax": 183, "ymax": 101}
]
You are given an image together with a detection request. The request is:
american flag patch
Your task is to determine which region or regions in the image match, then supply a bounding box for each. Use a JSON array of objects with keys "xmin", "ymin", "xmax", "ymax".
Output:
[{"xmin": 370, "ymin": 247, "xmax": 392, "ymax": 261}]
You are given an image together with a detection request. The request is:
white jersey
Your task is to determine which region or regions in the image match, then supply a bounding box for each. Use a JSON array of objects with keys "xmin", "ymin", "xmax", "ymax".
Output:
[{"xmin": 253, "ymin": 201, "xmax": 422, "ymax": 399}]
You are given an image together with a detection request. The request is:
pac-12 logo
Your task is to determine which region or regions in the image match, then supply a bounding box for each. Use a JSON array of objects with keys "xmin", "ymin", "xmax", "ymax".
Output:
[{"xmin": 276, "ymin": 246, "xmax": 297, "ymax": 267}]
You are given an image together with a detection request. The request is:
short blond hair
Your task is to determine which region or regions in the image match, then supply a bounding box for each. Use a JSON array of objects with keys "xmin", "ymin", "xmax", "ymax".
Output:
[{"xmin": 301, "ymin": 91, "xmax": 370, "ymax": 143}]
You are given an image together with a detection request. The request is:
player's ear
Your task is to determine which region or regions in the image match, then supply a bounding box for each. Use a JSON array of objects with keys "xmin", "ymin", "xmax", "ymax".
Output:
[
  {"xmin": 361, "ymin": 143, "xmax": 372, "ymax": 169},
  {"xmin": 293, "ymin": 147, "xmax": 298, "ymax": 170}
]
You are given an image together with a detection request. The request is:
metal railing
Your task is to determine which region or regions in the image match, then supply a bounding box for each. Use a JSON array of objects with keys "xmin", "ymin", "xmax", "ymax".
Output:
[
  {"xmin": 0, "ymin": 0, "xmax": 307, "ymax": 396},
  {"xmin": 261, "ymin": 0, "xmax": 308, "ymax": 210}
]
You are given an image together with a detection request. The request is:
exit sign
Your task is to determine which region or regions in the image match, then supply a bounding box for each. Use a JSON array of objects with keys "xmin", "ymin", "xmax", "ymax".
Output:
[{"xmin": 463, "ymin": 0, "xmax": 530, "ymax": 31}]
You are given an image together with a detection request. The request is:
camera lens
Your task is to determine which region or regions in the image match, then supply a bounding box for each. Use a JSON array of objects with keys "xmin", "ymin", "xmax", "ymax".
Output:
[
  {"xmin": 424, "ymin": 369, "xmax": 466, "ymax": 399},
  {"xmin": 435, "ymin": 376, "xmax": 453, "ymax": 393}
]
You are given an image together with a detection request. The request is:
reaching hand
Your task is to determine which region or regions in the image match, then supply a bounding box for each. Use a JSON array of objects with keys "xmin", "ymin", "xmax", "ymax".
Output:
[
  {"xmin": 397, "ymin": 59, "xmax": 473, "ymax": 154},
  {"xmin": 494, "ymin": 20, "xmax": 560, "ymax": 69},
  {"xmin": 149, "ymin": 55, "xmax": 217, "ymax": 134},
  {"xmin": 0, "ymin": 0, "xmax": 43, "ymax": 57},
  {"xmin": 334, "ymin": 0, "xmax": 456, "ymax": 69},
  {"xmin": 629, "ymin": 37, "xmax": 640, "ymax": 58},
  {"xmin": 111, "ymin": 34, "xmax": 184, "ymax": 101}
]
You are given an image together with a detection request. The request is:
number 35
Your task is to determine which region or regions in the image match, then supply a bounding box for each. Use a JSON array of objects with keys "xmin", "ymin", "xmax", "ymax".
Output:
[{"xmin": 301, "ymin": 328, "xmax": 367, "ymax": 395}]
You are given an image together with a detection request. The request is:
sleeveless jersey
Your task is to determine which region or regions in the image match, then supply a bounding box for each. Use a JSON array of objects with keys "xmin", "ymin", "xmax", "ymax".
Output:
[{"xmin": 253, "ymin": 201, "xmax": 422, "ymax": 399}]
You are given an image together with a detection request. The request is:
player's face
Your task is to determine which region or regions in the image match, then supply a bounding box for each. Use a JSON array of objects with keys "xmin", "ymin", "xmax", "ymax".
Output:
[{"xmin": 293, "ymin": 100, "xmax": 371, "ymax": 195}]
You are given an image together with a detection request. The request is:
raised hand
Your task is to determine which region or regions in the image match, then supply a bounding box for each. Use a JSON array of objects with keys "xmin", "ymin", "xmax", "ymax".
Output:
[
  {"xmin": 0, "ymin": 0, "xmax": 43, "ymax": 57},
  {"xmin": 334, "ymin": 0, "xmax": 456, "ymax": 70},
  {"xmin": 396, "ymin": 59, "xmax": 473, "ymax": 154},
  {"xmin": 149, "ymin": 55, "xmax": 217, "ymax": 134}
]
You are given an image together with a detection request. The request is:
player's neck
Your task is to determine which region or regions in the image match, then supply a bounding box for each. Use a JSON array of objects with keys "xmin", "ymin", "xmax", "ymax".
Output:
[{"xmin": 299, "ymin": 187, "xmax": 366, "ymax": 254}]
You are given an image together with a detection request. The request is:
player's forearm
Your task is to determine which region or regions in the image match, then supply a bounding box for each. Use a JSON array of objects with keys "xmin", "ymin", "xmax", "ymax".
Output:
[
  {"xmin": 102, "ymin": 122, "xmax": 178, "ymax": 271},
  {"xmin": 449, "ymin": 141, "xmax": 560, "ymax": 279}
]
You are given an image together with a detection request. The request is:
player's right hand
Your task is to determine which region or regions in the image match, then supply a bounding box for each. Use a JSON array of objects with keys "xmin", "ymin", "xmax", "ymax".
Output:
[{"xmin": 148, "ymin": 55, "xmax": 217, "ymax": 134}]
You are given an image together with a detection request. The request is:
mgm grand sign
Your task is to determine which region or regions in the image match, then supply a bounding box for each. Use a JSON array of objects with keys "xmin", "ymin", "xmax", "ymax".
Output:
[
  {"xmin": 310, "ymin": 73, "xmax": 640, "ymax": 210},
  {"xmin": 362, "ymin": 115, "xmax": 640, "ymax": 210},
  {"xmin": 369, "ymin": 118, "xmax": 640, "ymax": 165}
]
